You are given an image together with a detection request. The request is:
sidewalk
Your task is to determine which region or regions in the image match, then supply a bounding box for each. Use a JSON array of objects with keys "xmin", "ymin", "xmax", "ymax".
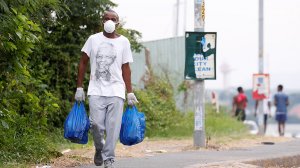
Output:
[{"xmin": 78, "ymin": 138, "xmax": 300, "ymax": 168}]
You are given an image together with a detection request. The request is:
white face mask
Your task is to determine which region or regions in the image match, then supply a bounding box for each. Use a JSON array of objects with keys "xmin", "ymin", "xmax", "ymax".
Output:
[{"xmin": 104, "ymin": 20, "xmax": 116, "ymax": 33}]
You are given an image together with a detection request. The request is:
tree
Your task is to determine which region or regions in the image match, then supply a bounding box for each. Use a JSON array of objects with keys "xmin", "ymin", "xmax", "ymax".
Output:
[
  {"xmin": 30, "ymin": 0, "xmax": 143, "ymax": 127},
  {"xmin": 0, "ymin": 0, "xmax": 65, "ymax": 163},
  {"xmin": 0, "ymin": 0, "xmax": 143, "ymax": 163}
]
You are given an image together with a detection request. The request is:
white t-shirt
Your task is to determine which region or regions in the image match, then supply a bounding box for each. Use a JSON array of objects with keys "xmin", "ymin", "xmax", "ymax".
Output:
[
  {"xmin": 257, "ymin": 98, "xmax": 271, "ymax": 114},
  {"xmin": 81, "ymin": 32, "xmax": 133, "ymax": 99}
]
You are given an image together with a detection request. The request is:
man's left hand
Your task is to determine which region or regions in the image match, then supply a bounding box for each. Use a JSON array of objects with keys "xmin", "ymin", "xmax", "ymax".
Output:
[{"xmin": 127, "ymin": 93, "xmax": 139, "ymax": 106}]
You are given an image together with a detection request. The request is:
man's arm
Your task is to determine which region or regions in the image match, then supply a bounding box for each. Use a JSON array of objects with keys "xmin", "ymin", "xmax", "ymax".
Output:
[
  {"xmin": 122, "ymin": 63, "xmax": 132, "ymax": 93},
  {"xmin": 77, "ymin": 52, "xmax": 89, "ymax": 87}
]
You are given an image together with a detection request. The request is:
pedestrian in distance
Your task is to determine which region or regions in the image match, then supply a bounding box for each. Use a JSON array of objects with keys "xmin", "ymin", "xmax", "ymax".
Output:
[
  {"xmin": 75, "ymin": 9, "xmax": 138, "ymax": 168},
  {"xmin": 274, "ymin": 84, "xmax": 289, "ymax": 136},
  {"xmin": 232, "ymin": 87, "xmax": 248, "ymax": 121},
  {"xmin": 254, "ymin": 98, "xmax": 271, "ymax": 134}
]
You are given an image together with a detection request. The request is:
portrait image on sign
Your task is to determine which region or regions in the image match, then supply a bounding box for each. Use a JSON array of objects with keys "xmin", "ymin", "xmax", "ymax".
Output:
[{"xmin": 185, "ymin": 32, "xmax": 217, "ymax": 80}]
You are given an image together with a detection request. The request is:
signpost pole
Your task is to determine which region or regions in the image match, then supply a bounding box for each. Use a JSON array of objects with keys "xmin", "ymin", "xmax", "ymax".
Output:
[
  {"xmin": 193, "ymin": 0, "xmax": 205, "ymax": 147},
  {"xmin": 257, "ymin": 0, "xmax": 264, "ymax": 134}
]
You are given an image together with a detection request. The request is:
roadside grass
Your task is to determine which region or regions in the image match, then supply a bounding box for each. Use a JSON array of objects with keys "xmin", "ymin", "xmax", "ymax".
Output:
[
  {"xmin": 49, "ymin": 128, "xmax": 94, "ymax": 151},
  {"xmin": 0, "ymin": 128, "xmax": 61, "ymax": 168},
  {"xmin": 147, "ymin": 104, "xmax": 250, "ymax": 143},
  {"xmin": 205, "ymin": 105, "xmax": 250, "ymax": 143},
  {"xmin": 0, "ymin": 129, "xmax": 94, "ymax": 168},
  {"xmin": 0, "ymin": 163, "xmax": 29, "ymax": 168}
]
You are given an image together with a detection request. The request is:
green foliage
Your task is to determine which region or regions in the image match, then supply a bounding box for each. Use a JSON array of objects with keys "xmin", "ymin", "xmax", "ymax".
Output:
[
  {"xmin": 0, "ymin": 77, "xmax": 61, "ymax": 163},
  {"xmin": 162, "ymin": 105, "xmax": 248, "ymax": 140},
  {"xmin": 205, "ymin": 105, "xmax": 249, "ymax": 139},
  {"xmin": 0, "ymin": 0, "xmax": 143, "ymax": 164},
  {"xmin": 48, "ymin": 128, "xmax": 94, "ymax": 151},
  {"xmin": 0, "ymin": 115, "xmax": 60, "ymax": 163},
  {"xmin": 118, "ymin": 28, "xmax": 143, "ymax": 53},
  {"xmin": 177, "ymin": 81, "xmax": 189, "ymax": 92},
  {"xmin": 0, "ymin": 0, "xmax": 64, "ymax": 76},
  {"xmin": 135, "ymin": 75, "xmax": 248, "ymax": 139},
  {"xmin": 142, "ymin": 103, "xmax": 248, "ymax": 139},
  {"xmin": 0, "ymin": 0, "xmax": 66, "ymax": 164},
  {"xmin": 135, "ymin": 75, "xmax": 183, "ymax": 137}
]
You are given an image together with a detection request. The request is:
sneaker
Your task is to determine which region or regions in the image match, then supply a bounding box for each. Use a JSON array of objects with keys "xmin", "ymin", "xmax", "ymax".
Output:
[
  {"xmin": 104, "ymin": 158, "xmax": 115, "ymax": 168},
  {"xmin": 94, "ymin": 150, "xmax": 103, "ymax": 166}
]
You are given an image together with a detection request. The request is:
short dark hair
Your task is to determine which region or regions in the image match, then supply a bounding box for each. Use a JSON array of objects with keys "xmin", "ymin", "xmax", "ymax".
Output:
[
  {"xmin": 278, "ymin": 84, "xmax": 283, "ymax": 91},
  {"xmin": 237, "ymin": 86, "xmax": 243, "ymax": 93},
  {"xmin": 103, "ymin": 9, "xmax": 119, "ymax": 20}
]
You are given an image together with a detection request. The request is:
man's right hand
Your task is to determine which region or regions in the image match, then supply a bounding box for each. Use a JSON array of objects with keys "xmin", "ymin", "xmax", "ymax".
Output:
[{"xmin": 75, "ymin": 87, "xmax": 85, "ymax": 101}]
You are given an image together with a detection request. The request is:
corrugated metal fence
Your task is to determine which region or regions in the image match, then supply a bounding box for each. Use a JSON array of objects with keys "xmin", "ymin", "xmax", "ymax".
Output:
[
  {"xmin": 131, "ymin": 36, "xmax": 185, "ymax": 89},
  {"xmin": 130, "ymin": 36, "xmax": 197, "ymax": 112}
]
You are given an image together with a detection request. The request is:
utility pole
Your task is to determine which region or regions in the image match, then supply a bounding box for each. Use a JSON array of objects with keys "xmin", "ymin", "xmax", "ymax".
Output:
[
  {"xmin": 183, "ymin": 0, "xmax": 187, "ymax": 34},
  {"xmin": 175, "ymin": 0, "xmax": 180, "ymax": 36},
  {"xmin": 194, "ymin": 0, "xmax": 205, "ymax": 147},
  {"xmin": 259, "ymin": 0, "xmax": 264, "ymax": 74},
  {"xmin": 257, "ymin": 0, "xmax": 264, "ymax": 134}
]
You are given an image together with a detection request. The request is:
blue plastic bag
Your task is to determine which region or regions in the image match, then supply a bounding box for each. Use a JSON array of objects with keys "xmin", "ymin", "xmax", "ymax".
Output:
[
  {"xmin": 120, "ymin": 106, "xmax": 145, "ymax": 146},
  {"xmin": 64, "ymin": 101, "xmax": 90, "ymax": 144}
]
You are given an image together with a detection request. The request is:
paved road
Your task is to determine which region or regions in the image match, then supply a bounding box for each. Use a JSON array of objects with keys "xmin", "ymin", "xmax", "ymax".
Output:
[{"xmin": 79, "ymin": 139, "xmax": 300, "ymax": 168}]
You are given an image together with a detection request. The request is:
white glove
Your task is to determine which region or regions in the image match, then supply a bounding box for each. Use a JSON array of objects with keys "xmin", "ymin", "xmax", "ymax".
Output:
[
  {"xmin": 75, "ymin": 87, "xmax": 85, "ymax": 101},
  {"xmin": 127, "ymin": 93, "xmax": 138, "ymax": 106}
]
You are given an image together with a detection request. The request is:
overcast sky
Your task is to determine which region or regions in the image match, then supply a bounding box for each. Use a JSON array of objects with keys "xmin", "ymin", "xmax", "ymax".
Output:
[{"xmin": 112, "ymin": 0, "xmax": 300, "ymax": 91}]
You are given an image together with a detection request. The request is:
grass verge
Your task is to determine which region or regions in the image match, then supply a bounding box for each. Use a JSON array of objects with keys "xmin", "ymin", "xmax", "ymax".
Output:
[{"xmin": 144, "ymin": 104, "xmax": 250, "ymax": 143}]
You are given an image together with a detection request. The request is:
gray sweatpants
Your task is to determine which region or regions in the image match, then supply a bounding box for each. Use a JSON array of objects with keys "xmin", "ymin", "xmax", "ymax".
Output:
[{"xmin": 89, "ymin": 96, "xmax": 124, "ymax": 161}]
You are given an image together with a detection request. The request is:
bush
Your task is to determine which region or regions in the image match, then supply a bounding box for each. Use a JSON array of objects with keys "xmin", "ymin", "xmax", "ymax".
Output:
[
  {"xmin": 0, "ymin": 78, "xmax": 61, "ymax": 164},
  {"xmin": 134, "ymin": 75, "xmax": 248, "ymax": 139},
  {"xmin": 135, "ymin": 76, "xmax": 183, "ymax": 137},
  {"xmin": 0, "ymin": 115, "xmax": 60, "ymax": 164}
]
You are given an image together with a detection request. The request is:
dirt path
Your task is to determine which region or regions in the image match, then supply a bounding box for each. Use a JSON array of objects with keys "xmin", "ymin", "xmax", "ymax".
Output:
[{"xmin": 49, "ymin": 136, "xmax": 291, "ymax": 168}]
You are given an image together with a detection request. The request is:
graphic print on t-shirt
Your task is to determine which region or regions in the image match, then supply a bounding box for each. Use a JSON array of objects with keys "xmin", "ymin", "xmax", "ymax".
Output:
[{"xmin": 95, "ymin": 42, "xmax": 117, "ymax": 81}]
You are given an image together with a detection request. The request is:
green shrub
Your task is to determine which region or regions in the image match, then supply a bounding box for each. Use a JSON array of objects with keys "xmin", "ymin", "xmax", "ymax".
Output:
[
  {"xmin": 0, "ymin": 115, "xmax": 60, "ymax": 163},
  {"xmin": 0, "ymin": 0, "xmax": 142, "ymax": 165},
  {"xmin": 135, "ymin": 76, "xmax": 182, "ymax": 137},
  {"xmin": 134, "ymin": 75, "xmax": 248, "ymax": 139},
  {"xmin": 0, "ymin": 77, "xmax": 61, "ymax": 163}
]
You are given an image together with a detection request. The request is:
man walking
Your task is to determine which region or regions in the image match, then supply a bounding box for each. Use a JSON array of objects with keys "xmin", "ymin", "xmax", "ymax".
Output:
[
  {"xmin": 274, "ymin": 84, "xmax": 289, "ymax": 136},
  {"xmin": 232, "ymin": 87, "xmax": 248, "ymax": 121},
  {"xmin": 255, "ymin": 98, "xmax": 271, "ymax": 134},
  {"xmin": 75, "ymin": 10, "xmax": 138, "ymax": 167}
]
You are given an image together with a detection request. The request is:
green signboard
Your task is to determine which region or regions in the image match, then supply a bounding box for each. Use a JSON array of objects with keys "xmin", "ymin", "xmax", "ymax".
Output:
[{"xmin": 184, "ymin": 32, "xmax": 217, "ymax": 80}]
